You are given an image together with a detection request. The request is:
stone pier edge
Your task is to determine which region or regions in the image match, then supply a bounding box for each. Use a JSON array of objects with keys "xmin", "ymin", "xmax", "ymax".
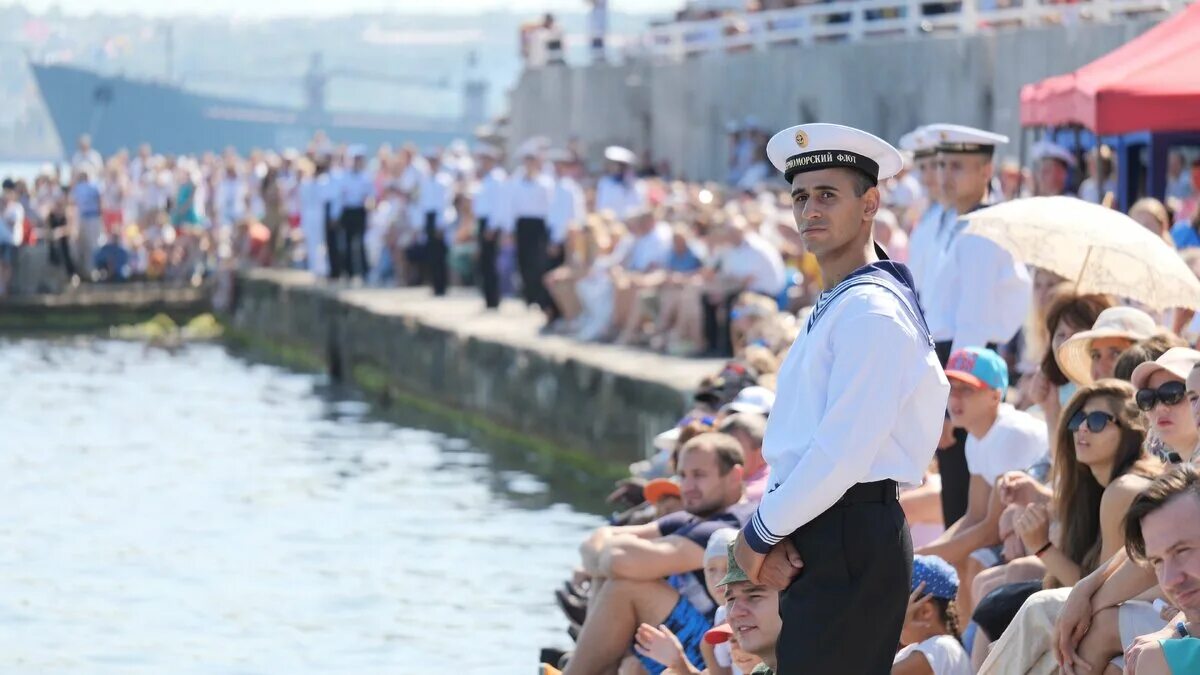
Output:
[{"xmin": 227, "ymin": 271, "xmax": 697, "ymax": 484}]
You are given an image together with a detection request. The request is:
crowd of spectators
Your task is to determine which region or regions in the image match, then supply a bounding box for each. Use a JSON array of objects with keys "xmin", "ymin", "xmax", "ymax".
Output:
[{"xmin": 4, "ymin": 120, "xmax": 1200, "ymax": 673}]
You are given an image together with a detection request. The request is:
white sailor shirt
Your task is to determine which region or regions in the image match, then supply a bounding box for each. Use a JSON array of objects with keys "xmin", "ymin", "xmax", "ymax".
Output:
[
  {"xmin": 595, "ymin": 174, "xmax": 645, "ymax": 217},
  {"xmin": 924, "ymin": 203, "xmax": 1032, "ymax": 350},
  {"xmin": 548, "ymin": 176, "xmax": 585, "ymax": 244},
  {"xmin": 743, "ymin": 267, "xmax": 949, "ymax": 554},
  {"xmin": 473, "ymin": 167, "xmax": 510, "ymax": 233},
  {"xmin": 340, "ymin": 169, "xmax": 374, "ymax": 209},
  {"xmin": 417, "ymin": 171, "xmax": 456, "ymax": 230},
  {"xmin": 905, "ymin": 203, "xmax": 943, "ymax": 296},
  {"xmin": 507, "ymin": 170, "xmax": 555, "ymax": 221}
]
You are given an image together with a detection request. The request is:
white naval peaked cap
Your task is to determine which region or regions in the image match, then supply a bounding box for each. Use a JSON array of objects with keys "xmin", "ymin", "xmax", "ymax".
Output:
[
  {"xmin": 766, "ymin": 122, "xmax": 904, "ymax": 185},
  {"xmin": 924, "ymin": 123, "xmax": 1009, "ymax": 154},
  {"xmin": 1030, "ymin": 140, "xmax": 1078, "ymax": 168},
  {"xmin": 517, "ymin": 136, "xmax": 550, "ymax": 159},
  {"xmin": 475, "ymin": 145, "xmax": 502, "ymax": 160},
  {"xmin": 604, "ymin": 145, "xmax": 637, "ymax": 165},
  {"xmin": 898, "ymin": 127, "xmax": 937, "ymax": 157}
]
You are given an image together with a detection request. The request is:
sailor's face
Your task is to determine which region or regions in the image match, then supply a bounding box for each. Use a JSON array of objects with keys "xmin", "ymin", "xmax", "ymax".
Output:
[
  {"xmin": 789, "ymin": 168, "xmax": 874, "ymax": 257},
  {"xmin": 938, "ymin": 153, "xmax": 990, "ymax": 206}
]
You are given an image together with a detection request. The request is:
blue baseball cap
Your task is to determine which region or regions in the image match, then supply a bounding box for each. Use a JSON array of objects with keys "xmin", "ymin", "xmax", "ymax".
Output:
[
  {"xmin": 945, "ymin": 347, "xmax": 1008, "ymax": 392},
  {"xmin": 912, "ymin": 555, "xmax": 958, "ymax": 600}
]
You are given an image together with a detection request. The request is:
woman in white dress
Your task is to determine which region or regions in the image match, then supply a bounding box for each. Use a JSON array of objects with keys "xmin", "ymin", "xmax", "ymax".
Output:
[{"xmin": 297, "ymin": 159, "xmax": 328, "ymax": 277}]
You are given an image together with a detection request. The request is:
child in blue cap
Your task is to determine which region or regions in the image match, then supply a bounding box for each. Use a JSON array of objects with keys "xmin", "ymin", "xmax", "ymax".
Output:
[{"xmin": 893, "ymin": 555, "xmax": 971, "ymax": 675}]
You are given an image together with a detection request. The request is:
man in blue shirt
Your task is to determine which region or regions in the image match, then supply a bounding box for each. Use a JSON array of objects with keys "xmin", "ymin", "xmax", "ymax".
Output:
[{"xmin": 70, "ymin": 169, "xmax": 103, "ymax": 280}]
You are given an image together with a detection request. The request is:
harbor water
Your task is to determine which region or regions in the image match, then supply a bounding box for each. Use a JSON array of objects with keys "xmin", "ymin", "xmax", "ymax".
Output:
[{"xmin": 0, "ymin": 338, "xmax": 601, "ymax": 674}]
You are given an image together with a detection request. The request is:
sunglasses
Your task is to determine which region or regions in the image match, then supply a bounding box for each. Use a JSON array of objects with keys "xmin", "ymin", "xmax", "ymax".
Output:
[
  {"xmin": 1135, "ymin": 381, "xmax": 1187, "ymax": 412},
  {"xmin": 1067, "ymin": 410, "xmax": 1119, "ymax": 433}
]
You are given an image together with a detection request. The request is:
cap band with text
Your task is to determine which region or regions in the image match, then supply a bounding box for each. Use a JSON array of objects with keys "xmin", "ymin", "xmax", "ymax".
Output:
[{"xmin": 784, "ymin": 150, "xmax": 880, "ymax": 185}]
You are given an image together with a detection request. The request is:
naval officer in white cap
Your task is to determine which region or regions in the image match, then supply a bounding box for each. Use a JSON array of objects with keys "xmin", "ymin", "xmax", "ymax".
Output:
[
  {"xmin": 732, "ymin": 123, "xmax": 949, "ymax": 673},
  {"xmin": 921, "ymin": 123, "xmax": 1031, "ymax": 363}
]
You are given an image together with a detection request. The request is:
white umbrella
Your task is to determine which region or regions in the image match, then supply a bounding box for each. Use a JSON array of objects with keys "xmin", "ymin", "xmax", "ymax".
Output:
[{"xmin": 961, "ymin": 196, "xmax": 1200, "ymax": 311}]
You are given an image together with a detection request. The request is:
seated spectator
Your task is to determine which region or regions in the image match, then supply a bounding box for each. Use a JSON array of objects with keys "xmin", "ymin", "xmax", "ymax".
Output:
[
  {"xmin": 1054, "ymin": 306, "xmax": 1158, "ymax": 386},
  {"xmin": 976, "ymin": 379, "xmax": 1163, "ymax": 674},
  {"xmin": 700, "ymin": 216, "xmax": 786, "ymax": 357},
  {"xmin": 716, "ymin": 412, "xmax": 769, "ymax": 503},
  {"xmin": 93, "ymin": 232, "xmax": 132, "ymax": 282},
  {"xmin": 1024, "ymin": 290, "xmax": 1113, "ymax": 438},
  {"xmin": 1132, "ymin": 348, "xmax": 1200, "ymax": 461},
  {"xmin": 1120, "ymin": 465, "xmax": 1200, "ymax": 675},
  {"xmin": 894, "ymin": 555, "xmax": 971, "ymax": 675},
  {"xmin": 917, "ymin": 347, "xmax": 1048, "ymax": 611},
  {"xmin": 563, "ymin": 433, "xmax": 754, "ymax": 675}
]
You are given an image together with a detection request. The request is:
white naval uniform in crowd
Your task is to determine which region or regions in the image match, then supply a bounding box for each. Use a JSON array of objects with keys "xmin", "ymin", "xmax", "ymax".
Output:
[
  {"xmin": 473, "ymin": 166, "xmax": 510, "ymax": 308},
  {"xmin": 507, "ymin": 168, "xmax": 557, "ymax": 310},
  {"xmin": 924, "ymin": 201, "xmax": 1032, "ymax": 354},
  {"xmin": 905, "ymin": 202, "xmax": 944, "ymax": 300},
  {"xmin": 340, "ymin": 168, "xmax": 375, "ymax": 278},
  {"xmin": 594, "ymin": 173, "xmax": 645, "ymax": 218},
  {"xmin": 417, "ymin": 169, "xmax": 456, "ymax": 296},
  {"xmin": 748, "ymin": 269, "xmax": 950, "ymax": 547}
]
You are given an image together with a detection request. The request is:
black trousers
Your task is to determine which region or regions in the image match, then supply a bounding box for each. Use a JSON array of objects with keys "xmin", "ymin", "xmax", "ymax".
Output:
[
  {"xmin": 702, "ymin": 291, "xmax": 739, "ymax": 357},
  {"xmin": 778, "ymin": 481, "xmax": 912, "ymax": 674},
  {"xmin": 325, "ymin": 205, "xmax": 344, "ymax": 279},
  {"xmin": 424, "ymin": 213, "xmax": 448, "ymax": 296},
  {"xmin": 934, "ymin": 339, "xmax": 999, "ymax": 526},
  {"xmin": 477, "ymin": 218, "xmax": 500, "ymax": 309},
  {"xmin": 341, "ymin": 206, "xmax": 368, "ymax": 279},
  {"xmin": 515, "ymin": 216, "xmax": 551, "ymax": 310}
]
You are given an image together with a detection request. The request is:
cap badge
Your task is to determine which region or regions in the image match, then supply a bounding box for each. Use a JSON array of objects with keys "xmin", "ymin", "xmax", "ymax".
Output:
[{"xmin": 794, "ymin": 130, "xmax": 809, "ymax": 148}]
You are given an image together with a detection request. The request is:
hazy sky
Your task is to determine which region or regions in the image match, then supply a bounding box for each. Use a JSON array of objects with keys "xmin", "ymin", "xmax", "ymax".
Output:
[{"xmin": 12, "ymin": 0, "xmax": 681, "ymax": 18}]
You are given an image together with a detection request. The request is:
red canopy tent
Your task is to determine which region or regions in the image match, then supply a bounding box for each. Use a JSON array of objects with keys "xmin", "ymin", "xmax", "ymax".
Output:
[{"xmin": 1020, "ymin": 3, "xmax": 1200, "ymax": 135}]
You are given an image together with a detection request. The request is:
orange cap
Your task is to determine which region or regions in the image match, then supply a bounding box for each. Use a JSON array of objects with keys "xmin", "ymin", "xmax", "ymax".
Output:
[{"xmin": 644, "ymin": 478, "xmax": 681, "ymax": 504}]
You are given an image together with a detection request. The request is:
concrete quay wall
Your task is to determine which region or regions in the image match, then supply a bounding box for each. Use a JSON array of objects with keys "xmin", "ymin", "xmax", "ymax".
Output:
[
  {"xmin": 230, "ymin": 269, "xmax": 721, "ymax": 467},
  {"xmin": 508, "ymin": 19, "xmax": 1158, "ymax": 181}
]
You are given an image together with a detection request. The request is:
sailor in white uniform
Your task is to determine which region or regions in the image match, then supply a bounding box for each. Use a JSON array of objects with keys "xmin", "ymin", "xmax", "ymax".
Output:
[
  {"xmin": 594, "ymin": 145, "xmax": 645, "ymax": 218},
  {"xmin": 507, "ymin": 141, "xmax": 556, "ymax": 314},
  {"xmin": 920, "ymin": 124, "xmax": 1033, "ymax": 527},
  {"xmin": 922, "ymin": 124, "xmax": 1032, "ymax": 364},
  {"xmin": 473, "ymin": 146, "xmax": 508, "ymax": 309},
  {"xmin": 417, "ymin": 149, "xmax": 457, "ymax": 296},
  {"xmin": 732, "ymin": 123, "xmax": 949, "ymax": 674},
  {"xmin": 898, "ymin": 126, "xmax": 944, "ymax": 299}
]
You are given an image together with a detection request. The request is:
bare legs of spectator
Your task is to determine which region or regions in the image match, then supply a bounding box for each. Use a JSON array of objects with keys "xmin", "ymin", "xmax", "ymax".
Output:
[
  {"xmin": 563, "ymin": 578, "xmax": 680, "ymax": 675},
  {"xmin": 616, "ymin": 271, "xmax": 665, "ymax": 346},
  {"xmin": 544, "ymin": 266, "xmax": 583, "ymax": 324}
]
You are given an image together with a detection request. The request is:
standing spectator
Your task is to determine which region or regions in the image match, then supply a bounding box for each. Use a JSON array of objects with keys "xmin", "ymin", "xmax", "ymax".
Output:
[
  {"xmin": 1077, "ymin": 146, "xmax": 1116, "ymax": 205},
  {"xmin": 509, "ymin": 145, "xmax": 556, "ymax": 315},
  {"xmin": 473, "ymin": 147, "xmax": 508, "ymax": 309},
  {"xmin": 417, "ymin": 150, "xmax": 457, "ymax": 296},
  {"xmin": 298, "ymin": 159, "xmax": 328, "ymax": 277},
  {"xmin": 340, "ymin": 147, "xmax": 374, "ymax": 280},
  {"xmin": 1031, "ymin": 141, "xmax": 1075, "ymax": 198},
  {"xmin": 1173, "ymin": 158, "xmax": 1200, "ymax": 230},
  {"xmin": 317, "ymin": 156, "xmax": 344, "ymax": 279},
  {"xmin": 45, "ymin": 192, "xmax": 77, "ymax": 284},
  {"xmin": 70, "ymin": 134, "xmax": 103, "ymax": 175},
  {"xmin": 70, "ymin": 169, "xmax": 103, "ymax": 280},
  {"xmin": 0, "ymin": 179, "xmax": 24, "ymax": 296}
]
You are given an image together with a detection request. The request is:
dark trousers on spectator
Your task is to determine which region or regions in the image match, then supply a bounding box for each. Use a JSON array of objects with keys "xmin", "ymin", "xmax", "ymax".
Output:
[
  {"xmin": 425, "ymin": 212, "xmax": 448, "ymax": 296},
  {"xmin": 341, "ymin": 206, "xmax": 368, "ymax": 279},
  {"xmin": 702, "ymin": 291, "xmax": 739, "ymax": 357},
  {"xmin": 49, "ymin": 234, "xmax": 76, "ymax": 278},
  {"xmin": 477, "ymin": 218, "xmax": 500, "ymax": 309},
  {"xmin": 778, "ymin": 481, "xmax": 911, "ymax": 674},
  {"xmin": 515, "ymin": 216, "xmax": 551, "ymax": 311},
  {"xmin": 325, "ymin": 205, "xmax": 344, "ymax": 279}
]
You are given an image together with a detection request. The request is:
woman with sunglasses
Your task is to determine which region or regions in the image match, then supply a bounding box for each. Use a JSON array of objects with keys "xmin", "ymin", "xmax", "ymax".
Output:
[
  {"xmin": 975, "ymin": 380, "xmax": 1161, "ymax": 675},
  {"xmin": 1131, "ymin": 348, "xmax": 1200, "ymax": 462}
]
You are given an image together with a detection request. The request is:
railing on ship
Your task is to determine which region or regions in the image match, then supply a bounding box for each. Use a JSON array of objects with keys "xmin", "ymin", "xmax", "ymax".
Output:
[{"xmin": 526, "ymin": 0, "xmax": 1191, "ymax": 67}]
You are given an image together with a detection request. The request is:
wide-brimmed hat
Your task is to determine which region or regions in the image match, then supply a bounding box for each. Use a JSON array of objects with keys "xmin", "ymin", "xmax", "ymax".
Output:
[
  {"xmin": 1056, "ymin": 307, "xmax": 1158, "ymax": 385},
  {"xmin": 1130, "ymin": 347, "xmax": 1200, "ymax": 389}
]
